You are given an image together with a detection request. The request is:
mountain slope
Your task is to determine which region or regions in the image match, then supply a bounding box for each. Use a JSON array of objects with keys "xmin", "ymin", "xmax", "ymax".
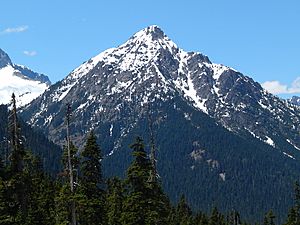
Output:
[
  {"xmin": 0, "ymin": 48, "xmax": 50, "ymax": 106},
  {"xmin": 20, "ymin": 25, "xmax": 300, "ymax": 222}
]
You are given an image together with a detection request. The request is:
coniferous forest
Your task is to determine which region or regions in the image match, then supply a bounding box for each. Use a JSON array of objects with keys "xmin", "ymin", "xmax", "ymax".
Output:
[{"xmin": 1, "ymin": 95, "xmax": 300, "ymax": 225}]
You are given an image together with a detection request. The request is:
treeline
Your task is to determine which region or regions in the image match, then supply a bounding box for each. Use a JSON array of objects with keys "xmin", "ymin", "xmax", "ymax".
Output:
[{"xmin": 0, "ymin": 95, "xmax": 300, "ymax": 225}]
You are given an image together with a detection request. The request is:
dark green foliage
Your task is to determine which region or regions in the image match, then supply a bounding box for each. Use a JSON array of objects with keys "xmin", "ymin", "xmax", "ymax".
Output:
[
  {"xmin": 100, "ymin": 97, "xmax": 300, "ymax": 223},
  {"xmin": 55, "ymin": 142, "xmax": 79, "ymax": 225},
  {"xmin": 2, "ymin": 99, "xmax": 300, "ymax": 224},
  {"xmin": 106, "ymin": 177, "xmax": 124, "ymax": 225},
  {"xmin": 121, "ymin": 137, "xmax": 170, "ymax": 225},
  {"xmin": 193, "ymin": 212, "xmax": 209, "ymax": 225},
  {"xmin": 0, "ymin": 177, "xmax": 12, "ymax": 224},
  {"xmin": 62, "ymin": 142, "xmax": 79, "ymax": 172},
  {"xmin": 0, "ymin": 104, "xmax": 61, "ymax": 174},
  {"xmin": 0, "ymin": 151, "xmax": 56, "ymax": 225},
  {"xmin": 209, "ymin": 207, "xmax": 226, "ymax": 225},
  {"xmin": 54, "ymin": 184, "xmax": 72, "ymax": 225},
  {"xmin": 227, "ymin": 210, "xmax": 242, "ymax": 225},
  {"xmin": 22, "ymin": 152, "xmax": 56, "ymax": 225},
  {"xmin": 77, "ymin": 131, "xmax": 105, "ymax": 225},
  {"xmin": 80, "ymin": 131, "xmax": 103, "ymax": 189},
  {"xmin": 121, "ymin": 137, "xmax": 152, "ymax": 225},
  {"xmin": 263, "ymin": 210, "xmax": 276, "ymax": 225},
  {"xmin": 170, "ymin": 195, "xmax": 193, "ymax": 225},
  {"xmin": 284, "ymin": 208, "xmax": 298, "ymax": 225},
  {"xmin": 284, "ymin": 182, "xmax": 300, "ymax": 225}
]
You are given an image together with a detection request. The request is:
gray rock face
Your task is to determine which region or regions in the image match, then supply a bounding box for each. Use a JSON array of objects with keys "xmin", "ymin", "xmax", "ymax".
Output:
[
  {"xmin": 290, "ymin": 96, "xmax": 300, "ymax": 106},
  {"xmin": 13, "ymin": 64, "xmax": 51, "ymax": 85},
  {"xmin": 0, "ymin": 48, "xmax": 12, "ymax": 68}
]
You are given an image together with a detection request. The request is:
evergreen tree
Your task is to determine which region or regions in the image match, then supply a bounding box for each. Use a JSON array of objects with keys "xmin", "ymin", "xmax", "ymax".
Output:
[
  {"xmin": 0, "ymin": 177, "xmax": 12, "ymax": 224},
  {"xmin": 55, "ymin": 142, "xmax": 79, "ymax": 225},
  {"xmin": 227, "ymin": 210, "xmax": 242, "ymax": 225},
  {"xmin": 5, "ymin": 93, "xmax": 27, "ymax": 223},
  {"xmin": 106, "ymin": 177, "xmax": 124, "ymax": 225},
  {"xmin": 193, "ymin": 211, "xmax": 209, "ymax": 225},
  {"xmin": 263, "ymin": 210, "xmax": 275, "ymax": 225},
  {"xmin": 121, "ymin": 137, "xmax": 170, "ymax": 225},
  {"xmin": 22, "ymin": 152, "xmax": 56, "ymax": 225},
  {"xmin": 54, "ymin": 184, "xmax": 72, "ymax": 225},
  {"xmin": 62, "ymin": 142, "xmax": 79, "ymax": 175},
  {"xmin": 284, "ymin": 182, "xmax": 300, "ymax": 225},
  {"xmin": 121, "ymin": 137, "xmax": 154, "ymax": 225},
  {"xmin": 9, "ymin": 93, "xmax": 25, "ymax": 175},
  {"xmin": 171, "ymin": 195, "xmax": 193, "ymax": 225},
  {"xmin": 209, "ymin": 207, "xmax": 226, "ymax": 225},
  {"xmin": 285, "ymin": 207, "xmax": 298, "ymax": 225},
  {"xmin": 77, "ymin": 131, "xmax": 105, "ymax": 225}
]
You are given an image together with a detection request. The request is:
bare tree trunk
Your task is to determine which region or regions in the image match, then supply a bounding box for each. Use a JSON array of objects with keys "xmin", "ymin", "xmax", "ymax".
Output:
[{"xmin": 66, "ymin": 104, "xmax": 76, "ymax": 225}]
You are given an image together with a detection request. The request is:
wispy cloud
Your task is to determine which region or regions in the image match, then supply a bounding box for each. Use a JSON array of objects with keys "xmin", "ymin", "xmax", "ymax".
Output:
[
  {"xmin": 23, "ymin": 50, "xmax": 37, "ymax": 57},
  {"xmin": 1, "ymin": 25, "xmax": 29, "ymax": 34},
  {"xmin": 262, "ymin": 77, "xmax": 300, "ymax": 94}
]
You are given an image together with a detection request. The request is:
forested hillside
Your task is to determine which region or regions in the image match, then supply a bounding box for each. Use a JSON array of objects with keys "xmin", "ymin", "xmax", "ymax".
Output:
[
  {"xmin": 0, "ymin": 95, "xmax": 299, "ymax": 224},
  {"xmin": 0, "ymin": 104, "xmax": 61, "ymax": 174}
]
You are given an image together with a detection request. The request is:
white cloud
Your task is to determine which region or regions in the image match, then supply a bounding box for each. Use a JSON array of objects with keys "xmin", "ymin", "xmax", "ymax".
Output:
[
  {"xmin": 1, "ymin": 25, "xmax": 29, "ymax": 34},
  {"xmin": 262, "ymin": 77, "xmax": 300, "ymax": 94},
  {"xmin": 23, "ymin": 50, "xmax": 37, "ymax": 57}
]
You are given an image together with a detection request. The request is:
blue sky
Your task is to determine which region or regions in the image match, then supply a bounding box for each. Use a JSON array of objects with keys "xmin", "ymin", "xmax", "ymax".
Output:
[{"xmin": 0, "ymin": 0, "xmax": 299, "ymax": 97}]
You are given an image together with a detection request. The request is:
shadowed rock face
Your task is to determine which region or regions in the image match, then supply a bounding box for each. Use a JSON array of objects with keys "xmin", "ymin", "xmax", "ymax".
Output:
[
  {"xmin": 290, "ymin": 96, "xmax": 300, "ymax": 106},
  {"xmin": 0, "ymin": 48, "xmax": 12, "ymax": 68}
]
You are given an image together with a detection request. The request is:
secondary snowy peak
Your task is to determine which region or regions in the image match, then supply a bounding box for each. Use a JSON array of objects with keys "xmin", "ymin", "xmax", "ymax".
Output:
[
  {"xmin": 0, "ymin": 48, "xmax": 50, "ymax": 107},
  {"xmin": 0, "ymin": 65, "xmax": 49, "ymax": 106}
]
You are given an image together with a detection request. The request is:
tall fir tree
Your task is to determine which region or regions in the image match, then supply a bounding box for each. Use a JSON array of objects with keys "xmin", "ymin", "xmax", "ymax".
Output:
[
  {"xmin": 121, "ymin": 137, "xmax": 170, "ymax": 225},
  {"xmin": 77, "ymin": 131, "xmax": 105, "ymax": 225},
  {"xmin": 6, "ymin": 93, "xmax": 27, "ymax": 223},
  {"xmin": 121, "ymin": 137, "xmax": 153, "ymax": 225}
]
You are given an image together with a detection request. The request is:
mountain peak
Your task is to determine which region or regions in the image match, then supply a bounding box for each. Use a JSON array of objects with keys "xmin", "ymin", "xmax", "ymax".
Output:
[
  {"xmin": 137, "ymin": 25, "xmax": 165, "ymax": 40},
  {"xmin": 0, "ymin": 48, "xmax": 12, "ymax": 68},
  {"xmin": 128, "ymin": 25, "xmax": 178, "ymax": 50}
]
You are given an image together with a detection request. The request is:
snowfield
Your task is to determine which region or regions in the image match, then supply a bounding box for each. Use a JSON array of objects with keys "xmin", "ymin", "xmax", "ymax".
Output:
[{"xmin": 0, "ymin": 65, "xmax": 48, "ymax": 106}]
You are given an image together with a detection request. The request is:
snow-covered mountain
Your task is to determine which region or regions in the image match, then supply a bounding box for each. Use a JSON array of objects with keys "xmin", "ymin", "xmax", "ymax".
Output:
[
  {"xmin": 22, "ymin": 25, "xmax": 300, "ymax": 151},
  {"xmin": 20, "ymin": 25, "xmax": 300, "ymax": 221},
  {"xmin": 0, "ymin": 48, "xmax": 50, "ymax": 106}
]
